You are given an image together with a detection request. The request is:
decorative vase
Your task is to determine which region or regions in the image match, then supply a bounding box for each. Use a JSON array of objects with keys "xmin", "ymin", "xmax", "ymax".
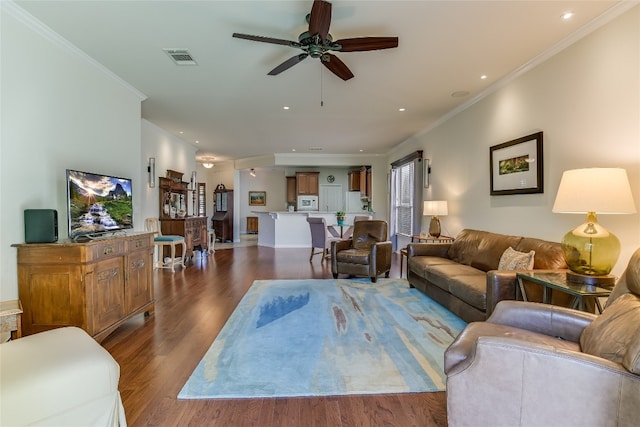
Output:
[{"xmin": 337, "ymin": 216, "xmax": 345, "ymax": 226}]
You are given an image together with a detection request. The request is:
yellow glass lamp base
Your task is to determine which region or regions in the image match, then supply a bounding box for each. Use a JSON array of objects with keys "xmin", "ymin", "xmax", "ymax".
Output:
[{"xmin": 561, "ymin": 212, "xmax": 620, "ymax": 281}]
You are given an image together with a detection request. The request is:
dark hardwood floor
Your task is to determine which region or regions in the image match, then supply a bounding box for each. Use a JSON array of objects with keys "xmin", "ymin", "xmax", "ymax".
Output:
[{"xmin": 102, "ymin": 245, "xmax": 448, "ymax": 426}]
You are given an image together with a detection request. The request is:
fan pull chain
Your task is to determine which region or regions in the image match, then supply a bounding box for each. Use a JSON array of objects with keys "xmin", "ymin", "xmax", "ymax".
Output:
[{"xmin": 320, "ymin": 65, "xmax": 324, "ymax": 107}]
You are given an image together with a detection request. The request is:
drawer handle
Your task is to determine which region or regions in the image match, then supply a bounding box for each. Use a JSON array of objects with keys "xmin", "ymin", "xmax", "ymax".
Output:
[
  {"xmin": 136, "ymin": 240, "xmax": 143, "ymax": 248},
  {"xmin": 103, "ymin": 246, "xmax": 114, "ymax": 255}
]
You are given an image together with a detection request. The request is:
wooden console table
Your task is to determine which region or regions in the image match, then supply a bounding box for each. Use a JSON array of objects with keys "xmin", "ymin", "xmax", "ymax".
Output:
[{"xmin": 13, "ymin": 232, "xmax": 154, "ymax": 342}]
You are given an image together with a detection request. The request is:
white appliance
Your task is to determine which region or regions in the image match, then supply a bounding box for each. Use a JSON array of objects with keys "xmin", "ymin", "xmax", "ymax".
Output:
[
  {"xmin": 345, "ymin": 191, "xmax": 366, "ymax": 213},
  {"xmin": 297, "ymin": 195, "xmax": 318, "ymax": 211}
]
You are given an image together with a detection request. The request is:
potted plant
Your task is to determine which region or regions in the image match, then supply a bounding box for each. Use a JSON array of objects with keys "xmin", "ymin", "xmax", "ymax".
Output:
[{"xmin": 336, "ymin": 210, "xmax": 346, "ymax": 225}]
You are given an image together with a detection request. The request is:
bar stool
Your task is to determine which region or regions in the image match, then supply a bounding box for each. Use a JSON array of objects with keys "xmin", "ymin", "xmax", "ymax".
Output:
[{"xmin": 144, "ymin": 218, "xmax": 185, "ymax": 272}]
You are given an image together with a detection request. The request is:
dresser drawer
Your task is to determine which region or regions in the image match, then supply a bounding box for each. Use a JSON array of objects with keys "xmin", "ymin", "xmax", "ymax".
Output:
[
  {"xmin": 93, "ymin": 240, "xmax": 124, "ymax": 260},
  {"xmin": 125, "ymin": 236, "xmax": 151, "ymax": 252}
]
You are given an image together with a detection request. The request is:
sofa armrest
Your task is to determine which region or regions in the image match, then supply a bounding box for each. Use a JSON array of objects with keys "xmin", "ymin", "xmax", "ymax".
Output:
[
  {"xmin": 406, "ymin": 242, "xmax": 451, "ymax": 258},
  {"xmin": 446, "ymin": 336, "xmax": 638, "ymax": 427},
  {"xmin": 485, "ymin": 270, "xmax": 518, "ymax": 317},
  {"xmin": 488, "ymin": 300, "xmax": 596, "ymax": 342}
]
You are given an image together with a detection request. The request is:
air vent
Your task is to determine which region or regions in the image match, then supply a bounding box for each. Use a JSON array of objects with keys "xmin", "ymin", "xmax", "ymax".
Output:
[{"xmin": 163, "ymin": 49, "xmax": 198, "ymax": 66}]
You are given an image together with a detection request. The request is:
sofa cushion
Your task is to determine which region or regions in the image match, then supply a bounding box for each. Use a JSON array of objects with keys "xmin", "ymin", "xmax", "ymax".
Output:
[
  {"xmin": 580, "ymin": 293, "xmax": 640, "ymax": 373},
  {"xmin": 515, "ymin": 238, "xmax": 567, "ymax": 269},
  {"xmin": 424, "ymin": 263, "xmax": 484, "ymax": 293},
  {"xmin": 448, "ymin": 229, "xmax": 522, "ymax": 270},
  {"xmin": 336, "ymin": 248, "xmax": 370, "ymax": 265},
  {"xmin": 498, "ymin": 247, "xmax": 535, "ymax": 271},
  {"xmin": 448, "ymin": 273, "xmax": 488, "ymax": 311},
  {"xmin": 407, "ymin": 256, "xmax": 458, "ymax": 279}
]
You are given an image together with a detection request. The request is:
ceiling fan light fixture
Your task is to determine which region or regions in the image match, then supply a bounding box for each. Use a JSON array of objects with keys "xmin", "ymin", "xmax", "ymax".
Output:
[{"xmin": 250, "ymin": 168, "xmax": 256, "ymax": 177}]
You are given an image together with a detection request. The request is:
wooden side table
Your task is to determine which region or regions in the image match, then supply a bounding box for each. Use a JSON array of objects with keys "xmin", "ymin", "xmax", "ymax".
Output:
[
  {"xmin": 400, "ymin": 235, "xmax": 454, "ymax": 278},
  {"xmin": 0, "ymin": 300, "xmax": 23, "ymax": 340}
]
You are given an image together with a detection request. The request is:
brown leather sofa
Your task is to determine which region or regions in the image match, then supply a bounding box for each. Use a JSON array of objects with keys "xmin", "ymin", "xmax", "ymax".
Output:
[
  {"xmin": 407, "ymin": 229, "xmax": 567, "ymax": 322},
  {"xmin": 331, "ymin": 220, "xmax": 392, "ymax": 282},
  {"xmin": 444, "ymin": 247, "xmax": 640, "ymax": 426}
]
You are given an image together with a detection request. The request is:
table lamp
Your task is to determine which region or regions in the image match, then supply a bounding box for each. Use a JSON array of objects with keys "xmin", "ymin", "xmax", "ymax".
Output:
[
  {"xmin": 423, "ymin": 200, "xmax": 448, "ymax": 238},
  {"xmin": 552, "ymin": 168, "xmax": 636, "ymax": 284}
]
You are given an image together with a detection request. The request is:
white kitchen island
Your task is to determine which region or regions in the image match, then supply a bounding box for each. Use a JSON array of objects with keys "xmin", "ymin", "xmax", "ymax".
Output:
[{"xmin": 255, "ymin": 211, "xmax": 370, "ymax": 248}]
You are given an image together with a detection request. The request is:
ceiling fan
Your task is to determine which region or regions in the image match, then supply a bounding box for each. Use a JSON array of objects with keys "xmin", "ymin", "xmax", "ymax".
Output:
[{"xmin": 232, "ymin": 0, "xmax": 398, "ymax": 81}]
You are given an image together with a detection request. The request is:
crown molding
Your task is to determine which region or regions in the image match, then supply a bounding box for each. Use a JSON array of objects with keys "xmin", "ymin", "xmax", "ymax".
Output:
[
  {"xmin": 408, "ymin": 1, "xmax": 638, "ymax": 143},
  {"xmin": 2, "ymin": 0, "xmax": 147, "ymax": 101}
]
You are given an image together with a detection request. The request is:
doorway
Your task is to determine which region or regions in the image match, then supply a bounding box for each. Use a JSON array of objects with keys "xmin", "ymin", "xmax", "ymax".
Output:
[{"xmin": 319, "ymin": 184, "xmax": 343, "ymax": 212}]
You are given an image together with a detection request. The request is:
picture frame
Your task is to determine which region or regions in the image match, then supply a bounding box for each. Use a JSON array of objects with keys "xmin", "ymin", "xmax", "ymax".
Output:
[
  {"xmin": 490, "ymin": 132, "xmax": 543, "ymax": 195},
  {"xmin": 248, "ymin": 191, "xmax": 267, "ymax": 206}
]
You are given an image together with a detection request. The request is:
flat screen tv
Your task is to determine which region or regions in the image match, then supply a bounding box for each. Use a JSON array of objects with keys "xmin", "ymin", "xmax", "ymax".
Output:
[{"xmin": 66, "ymin": 169, "xmax": 133, "ymax": 240}]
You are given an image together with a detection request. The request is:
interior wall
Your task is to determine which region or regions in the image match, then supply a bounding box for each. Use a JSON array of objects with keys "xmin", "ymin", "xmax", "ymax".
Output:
[
  {"xmin": 1, "ymin": 7, "xmax": 145, "ymax": 300},
  {"xmin": 140, "ymin": 119, "xmax": 197, "ymax": 225},
  {"xmin": 389, "ymin": 6, "xmax": 640, "ymax": 275}
]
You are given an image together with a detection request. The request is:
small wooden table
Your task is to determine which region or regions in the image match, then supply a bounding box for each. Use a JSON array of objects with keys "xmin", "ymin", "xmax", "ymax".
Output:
[
  {"xmin": 516, "ymin": 271, "xmax": 612, "ymax": 313},
  {"xmin": 401, "ymin": 235, "xmax": 454, "ymax": 278},
  {"xmin": 0, "ymin": 300, "xmax": 23, "ymax": 340}
]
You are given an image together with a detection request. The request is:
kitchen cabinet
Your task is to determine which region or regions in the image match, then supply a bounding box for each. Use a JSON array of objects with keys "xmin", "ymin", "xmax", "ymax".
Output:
[
  {"xmin": 296, "ymin": 172, "xmax": 319, "ymax": 195},
  {"xmin": 247, "ymin": 216, "xmax": 258, "ymax": 234},
  {"xmin": 14, "ymin": 233, "xmax": 154, "ymax": 343},
  {"xmin": 286, "ymin": 176, "xmax": 297, "ymax": 205},
  {"xmin": 348, "ymin": 170, "xmax": 361, "ymax": 191}
]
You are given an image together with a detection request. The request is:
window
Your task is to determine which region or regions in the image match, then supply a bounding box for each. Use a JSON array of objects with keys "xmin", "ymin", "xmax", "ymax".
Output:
[
  {"xmin": 394, "ymin": 161, "xmax": 414, "ymax": 235},
  {"xmin": 390, "ymin": 151, "xmax": 423, "ymax": 248},
  {"xmin": 197, "ymin": 183, "xmax": 206, "ymax": 217}
]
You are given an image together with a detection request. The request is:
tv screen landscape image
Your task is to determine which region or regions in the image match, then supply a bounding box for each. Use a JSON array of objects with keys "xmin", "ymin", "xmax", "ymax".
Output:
[{"xmin": 66, "ymin": 169, "xmax": 133, "ymax": 239}]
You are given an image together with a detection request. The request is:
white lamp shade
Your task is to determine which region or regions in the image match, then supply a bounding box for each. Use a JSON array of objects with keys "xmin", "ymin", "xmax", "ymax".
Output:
[
  {"xmin": 552, "ymin": 168, "xmax": 636, "ymax": 214},
  {"xmin": 423, "ymin": 200, "xmax": 448, "ymax": 216}
]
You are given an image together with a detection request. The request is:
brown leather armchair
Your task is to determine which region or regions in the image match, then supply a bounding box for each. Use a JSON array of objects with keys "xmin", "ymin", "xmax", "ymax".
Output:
[
  {"xmin": 330, "ymin": 220, "xmax": 392, "ymax": 282},
  {"xmin": 444, "ymin": 247, "xmax": 640, "ymax": 426}
]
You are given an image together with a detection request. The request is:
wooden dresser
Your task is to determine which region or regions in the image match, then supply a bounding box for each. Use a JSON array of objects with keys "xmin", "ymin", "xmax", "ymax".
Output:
[
  {"xmin": 13, "ymin": 232, "xmax": 154, "ymax": 342},
  {"xmin": 161, "ymin": 216, "xmax": 208, "ymax": 258}
]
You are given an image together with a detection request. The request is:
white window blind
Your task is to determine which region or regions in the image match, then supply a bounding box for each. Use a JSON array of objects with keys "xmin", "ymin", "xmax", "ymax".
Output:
[{"xmin": 395, "ymin": 161, "xmax": 414, "ymax": 236}]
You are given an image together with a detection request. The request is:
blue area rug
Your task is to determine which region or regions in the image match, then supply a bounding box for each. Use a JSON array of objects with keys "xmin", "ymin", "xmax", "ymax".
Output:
[{"xmin": 178, "ymin": 278, "xmax": 466, "ymax": 399}]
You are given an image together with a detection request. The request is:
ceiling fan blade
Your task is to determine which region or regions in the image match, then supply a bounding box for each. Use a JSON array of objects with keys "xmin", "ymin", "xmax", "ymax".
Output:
[
  {"xmin": 233, "ymin": 33, "xmax": 299, "ymax": 48},
  {"xmin": 309, "ymin": 0, "xmax": 332, "ymax": 42},
  {"xmin": 268, "ymin": 54, "xmax": 309, "ymax": 76},
  {"xmin": 334, "ymin": 37, "xmax": 399, "ymax": 52},
  {"xmin": 321, "ymin": 53, "xmax": 354, "ymax": 81}
]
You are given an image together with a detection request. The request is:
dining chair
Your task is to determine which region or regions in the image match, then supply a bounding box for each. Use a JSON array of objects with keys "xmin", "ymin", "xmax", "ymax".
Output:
[
  {"xmin": 144, "ymin": 217, "xmax": 186, "ymax": 272},
  {"xmin": 307, "ymin": 217, "xmax": 341, "ymax": 262}
]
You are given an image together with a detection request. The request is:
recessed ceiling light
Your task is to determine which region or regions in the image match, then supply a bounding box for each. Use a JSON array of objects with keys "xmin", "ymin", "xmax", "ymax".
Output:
[
  {"xmin": 480, "ymin": 75, "xmax": 488, "ymax": 80},
  {"xmin": 359, "ymin": 149, "xmax": 364, "ymax": 152},
  {"xmin": 562, "ymin": 11, "xmax": 574, "ymax": 20},
  {"xmin": 283, "ymin": 106, "xmax": 290, "ymax": 110},
  {"xmin": 179, "ymin": 131, "xmax": 184, "ymax": 134},
  {"xmin": 291, "ymin": 148, "xmax": 296, "ymax": 152},
  {"xmin": 195, "ymin": 140, "xmax": 199, "ymax": 144},
  {"xmin": 398, "ymin": 108, "xmax": 406, "ymax": 112}
]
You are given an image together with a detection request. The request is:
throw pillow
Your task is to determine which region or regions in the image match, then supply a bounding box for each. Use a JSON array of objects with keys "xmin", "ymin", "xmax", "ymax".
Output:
[
  {"xmin": 498, "ymin": 246, "xmax": 535, "ymax": 271},
  {"xmin": 580, "ymin": 293, "xmax": 640, "ymax": 374}
]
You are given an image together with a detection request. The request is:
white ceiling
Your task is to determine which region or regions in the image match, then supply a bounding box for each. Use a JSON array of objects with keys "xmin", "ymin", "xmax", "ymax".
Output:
[{"xmin": 14, "ymin": 0, "xmax": 628, "ymax": 165}]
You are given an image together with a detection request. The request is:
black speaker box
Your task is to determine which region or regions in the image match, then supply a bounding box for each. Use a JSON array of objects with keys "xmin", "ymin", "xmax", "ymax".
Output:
[{"xmin": 24, "ymin": 209, "xmax": 58, "ymax": 243}]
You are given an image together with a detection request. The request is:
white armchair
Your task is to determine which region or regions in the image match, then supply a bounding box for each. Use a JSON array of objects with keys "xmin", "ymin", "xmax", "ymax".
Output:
[{"xmin": 0, "ymin": 327, "xmax": 127, "ymax": 426}]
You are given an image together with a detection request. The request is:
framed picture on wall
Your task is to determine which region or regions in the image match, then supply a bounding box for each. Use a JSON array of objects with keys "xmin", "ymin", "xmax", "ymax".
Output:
[
  {"xmin": 249, "ymin": 191, "xmax": 266, "ymax": 206},
  {"xmin": 490, "ymin": 132, "xmax": 543, "ymax": 195}
]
